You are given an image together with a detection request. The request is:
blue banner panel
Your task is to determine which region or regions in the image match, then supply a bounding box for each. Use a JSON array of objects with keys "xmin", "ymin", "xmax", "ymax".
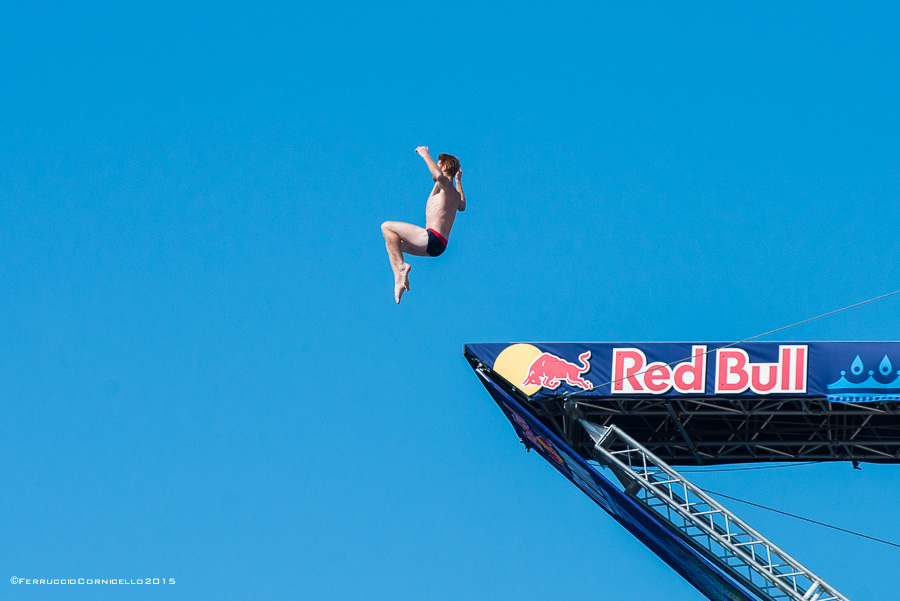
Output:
[
  {"xmin": 465, "ymin": 341, "xmax": 900, "ymax": 403},
  {"xmin": 476, "ymin": 370, "xmax": 758, "ymax": 601}
]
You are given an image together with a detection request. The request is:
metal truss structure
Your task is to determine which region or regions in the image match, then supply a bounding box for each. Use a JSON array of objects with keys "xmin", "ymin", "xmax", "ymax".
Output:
[
  {"xmin": 546, "ymin": 393, "xmax": 900, "ymax": 466},
  {"xmin": 463, "ymin": 345, "xmax": 900, "ymax": 466},
  {"xmin": 580, "ymin": 420, "xmax": 850, "ymax": 601}
]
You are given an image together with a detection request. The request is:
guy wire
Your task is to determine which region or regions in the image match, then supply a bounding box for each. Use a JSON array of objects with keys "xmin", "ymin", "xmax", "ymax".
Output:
[
  {"xmin": 566, "ymin": 288, "xmax": 900, "ymax": 401},
  {"xmin": 704, "ymin": 489, "xmax": 900, "ymax": 550}
]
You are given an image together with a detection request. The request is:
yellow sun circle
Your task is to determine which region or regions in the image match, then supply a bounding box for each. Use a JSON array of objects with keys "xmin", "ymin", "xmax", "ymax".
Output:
[{"xmin": 493, "ymin": 343, "xmax": 544, "ymax": 396}]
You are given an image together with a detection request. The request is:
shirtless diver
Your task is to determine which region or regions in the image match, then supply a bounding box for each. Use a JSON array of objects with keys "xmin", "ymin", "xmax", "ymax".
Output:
[{"xmin": 381, "ymin": 146, "xmax": 466, "ymax": 304}]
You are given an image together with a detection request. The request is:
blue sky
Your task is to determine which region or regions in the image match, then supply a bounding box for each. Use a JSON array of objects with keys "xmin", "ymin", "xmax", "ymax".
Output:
[{"xmin": 2, "ymin": 2, "xmax": 899, "ymax": 599}]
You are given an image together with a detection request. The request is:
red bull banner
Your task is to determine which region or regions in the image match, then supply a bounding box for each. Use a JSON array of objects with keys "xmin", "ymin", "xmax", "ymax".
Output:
[
  {"xmin": 465, "ymin": 341, "xmax": 899, "ymax": 599},
  {"xmin": 464, "ymin": 341, "xmax": 900, "ymax": 403}
]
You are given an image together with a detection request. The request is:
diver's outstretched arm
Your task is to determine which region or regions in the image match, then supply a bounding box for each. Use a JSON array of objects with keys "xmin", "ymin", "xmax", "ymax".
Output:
[{"xmin": 415, "ymin": 146, "xmax": 450, "ymax": 187}]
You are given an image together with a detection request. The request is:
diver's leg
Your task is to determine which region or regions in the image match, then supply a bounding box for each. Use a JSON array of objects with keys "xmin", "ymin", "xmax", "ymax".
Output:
[{"xmin": 381, "ymin": 222, "xmax": 428, "ymax": 303}]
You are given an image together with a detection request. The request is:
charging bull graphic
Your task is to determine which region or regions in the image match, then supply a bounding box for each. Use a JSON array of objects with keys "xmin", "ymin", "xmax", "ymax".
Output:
[{"xmin": 522, "ymin": 351, "xmax": 593, "ymax": 391}]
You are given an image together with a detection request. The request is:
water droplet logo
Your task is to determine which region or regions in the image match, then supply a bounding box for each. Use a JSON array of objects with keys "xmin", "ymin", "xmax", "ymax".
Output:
[{"xmin": 828, "ymin": 352, "xmax": 900, "ymax": 402}]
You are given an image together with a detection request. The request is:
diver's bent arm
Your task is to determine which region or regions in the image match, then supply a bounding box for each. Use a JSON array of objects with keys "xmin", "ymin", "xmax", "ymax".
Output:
[
  {"xmin": 456, "ymin": 171, "xmax": 466, "ymax": 211},
  {"xmin": 416, "ymin": 146, "xmax": 450, "ymax": 187}
]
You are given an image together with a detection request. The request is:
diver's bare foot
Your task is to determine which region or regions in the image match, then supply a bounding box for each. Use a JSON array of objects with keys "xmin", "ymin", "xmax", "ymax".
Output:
[
  {"xmin": 394, "ymin": 264, "xmax": 411, "ymax": 304},
  {"xmin": 399, "ymin": 263, "xmax": 411, "ymax": 292}
]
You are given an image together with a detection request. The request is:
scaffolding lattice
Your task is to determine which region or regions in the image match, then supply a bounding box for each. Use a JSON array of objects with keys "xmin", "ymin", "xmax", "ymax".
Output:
[{"xmin": 580, "ymin": 420, "xmax": 850, "ymax": 601}]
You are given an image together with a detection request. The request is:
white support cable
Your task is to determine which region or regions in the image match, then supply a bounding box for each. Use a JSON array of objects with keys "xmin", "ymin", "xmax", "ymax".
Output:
[
  {"xmin": 580, "ymin": 420, "xmax": 850, "ymax": 601},
  {"xmin": 566, "ymin": 287, "xmax": 900, "ymax": 401}
]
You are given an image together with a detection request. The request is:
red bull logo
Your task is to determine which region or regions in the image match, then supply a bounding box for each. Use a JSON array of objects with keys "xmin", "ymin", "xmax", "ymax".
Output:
[
  {"xmin": 522, "ymin": 351, "xmax": 593, "ymax": 391},
  {"xmin": 506, "ymin": 405, "xmax": 568, "ymax": 469}
]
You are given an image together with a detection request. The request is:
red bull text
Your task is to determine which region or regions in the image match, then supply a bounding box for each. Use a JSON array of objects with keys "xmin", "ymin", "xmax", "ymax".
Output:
[
  {"xmin": 715, "ymin": 345, "xmax": 807, "ymax": 394},
  {"xmin": 611, "ymin": 345, "xmax": 807, "ymax": 395},
  {"xmin": 613, "ymin": 346, "xmax": 707, "ymax": 394}
]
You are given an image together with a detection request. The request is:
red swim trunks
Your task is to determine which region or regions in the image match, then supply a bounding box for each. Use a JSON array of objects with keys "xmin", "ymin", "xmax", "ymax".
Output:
[{"xmin": 426, "ymin": 228, "xmax": 448, "ymax": 257}]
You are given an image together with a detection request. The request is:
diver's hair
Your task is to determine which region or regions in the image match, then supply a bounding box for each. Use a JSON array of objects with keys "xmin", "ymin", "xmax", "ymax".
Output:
[{"xmin": 437, "ymin": 153, "xmax": 461, "ymax": 177}]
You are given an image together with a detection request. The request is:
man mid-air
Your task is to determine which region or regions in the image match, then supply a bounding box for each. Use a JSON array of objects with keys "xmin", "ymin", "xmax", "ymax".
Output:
[{"xmin": 381, "ymin": 146, "xmax": 466, "ymax": 303}]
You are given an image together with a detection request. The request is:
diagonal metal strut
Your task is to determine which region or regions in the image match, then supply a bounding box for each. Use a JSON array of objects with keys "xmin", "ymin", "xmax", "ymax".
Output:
[{"xmin": 580, "ymin": 420, "xmax": 850, "ymax": 601}]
